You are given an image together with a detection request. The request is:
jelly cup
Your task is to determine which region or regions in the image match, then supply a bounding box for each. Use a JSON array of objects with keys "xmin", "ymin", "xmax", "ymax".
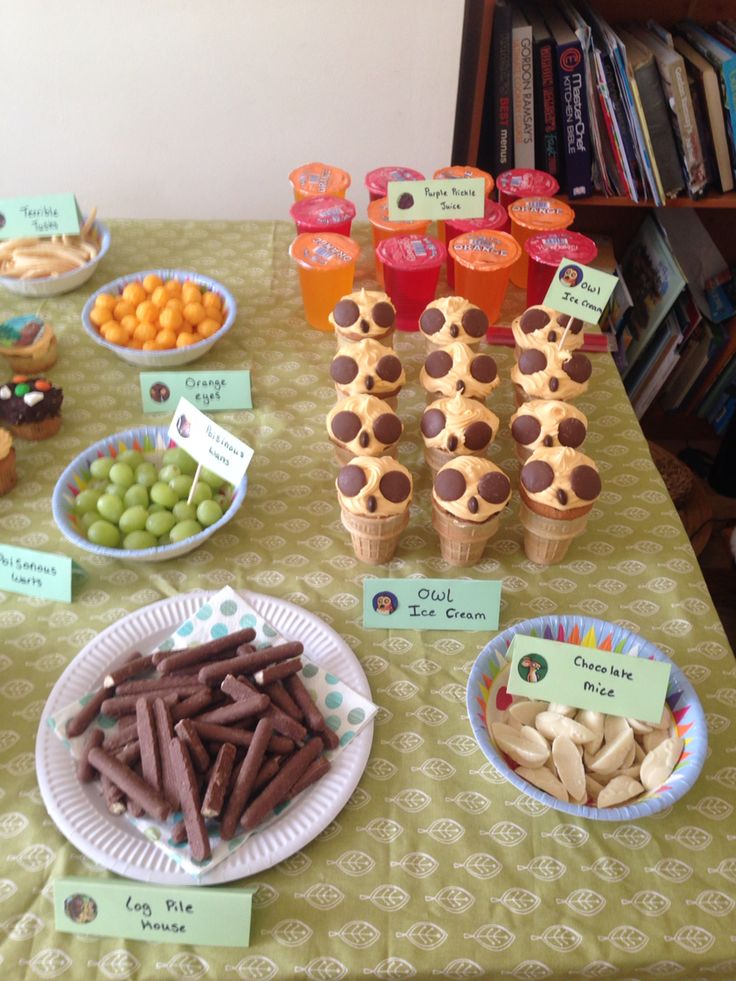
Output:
[
  {"xmin": 290, "ymin": 195, "xmax": 357, "ymax": 237},
  {"xmin": 507, "ymin": 196, "xmax": 575, "ymax": 290},
  {"xmin": 288, "ymin": 162, "xmax": 351, "ymax": 202},
  {"xmin": 433, "ymin": 165, "xmax": 495, "ymax": 244},
  {"xmin": 289, "ymin": 232, "xmax": 360, "ymax": 331},
  {"xmin": 496, "ymin": 168, "xmax": 560, "ymax": 209},
  {"xmin": 444, "ymin": 200, "xmax": 509, "ymax": 289},
  {"xmin": 525, "ymin": 230, "xmax": 599, "ymax": 307},
  {"xmin": 450, "ymin": 230, "xmax": 522, "ymax": 325},
  {"xmin": 365, "ymin": 166, "xmax": 425, "ymax": 202},
  {"xmin": 367, "ymin": 197, "xmax": 431, "ymax": 286},
  {"xmin": 376, "ymin": 234, "xmax": 446, "ymax": 332}
]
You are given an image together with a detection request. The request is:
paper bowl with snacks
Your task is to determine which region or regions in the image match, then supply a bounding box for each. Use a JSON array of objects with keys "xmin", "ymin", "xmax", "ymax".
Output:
[
  {"xmin": 0, "ymin": 219, "xmax": 110, "ymax": 297},
  {"xmin": 81, "ymin": 268, "xmax": 237, "ymax": 368},
  {"xmin": 467, "ymin": 615, "xmax": 707, "ymax": 821},
  {"xmin": 52, "ymin": 425, "xmax": 247, "ymax": 563}
]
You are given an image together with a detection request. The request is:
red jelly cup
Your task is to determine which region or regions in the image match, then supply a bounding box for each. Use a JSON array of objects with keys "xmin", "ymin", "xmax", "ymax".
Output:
[
  {"xmin": 290, "ymin": 195, "xmax": 357, "ymax": 237},
  {"xmin": 507, "ymin": 196, "xmax": 575, "ymax": 290},
  {"xmin": 365, "ymin": 166, "xmax": 425, "ymax": 202},
  {"xmin": 376, "ymin": 234, "xmax": 446, "ymax": 332},
  {"xmin": 525, "ymin": 230, "xmax": 599, "ymax": 307},
  {"xmin": 367, "ymin": 197, "xmax": 431, "ymax": 287},
  {"xmin": 444, "ymin": 200, "xmax": 509, "ymax": 288},
  {"xmin": 496, "ymin": 168, "xmax": 561, "ymax": 210},
  {"xmin": 450, "ymin": 230, "xmax": 521, "ymax": 325}
]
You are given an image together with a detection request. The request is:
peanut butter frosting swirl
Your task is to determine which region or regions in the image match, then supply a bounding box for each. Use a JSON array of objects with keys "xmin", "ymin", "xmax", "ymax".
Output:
[
  {"xmin": 512, "ymin": 304, "xmax": 585, "ymax": 353},
  {"xmin": 336, "ymin": 456, "xmax": 413, "ymax": 517},
  {"xmin": 420, "ymin": 341, "xmax": 499, "ymax": 401},
  {"xmin": 432, "ymin": 456, "xmax": 511, "ymax": 523},
  {"xmin": 510, "ymin": 341, "xmax": 591, "ymax": 400},
  {"xmin": 330, "ymin": 338, "xmax": 405, "ymax": 399},
  {"xmin": 329, "ymin": 289, "xmax": 396, "ymax": 341},
  {"xmin": 326, "ymin": 394, "xmax": 402, "ymax": 456},
  {"xmin": 520, "ymin": 446, "xmax": 601, "ymax": 511},
  {"xmin": 421, "ymin": 391, "xmax": 499, "ymax": 453},
  {"xmin": 419, "ymin": 296, "xmax": 489, "ymax": 347},
  {"xmin": 0, "ymin": 428, "xmax": 12, "ymax": 461},
  {"xmin": 510, "ymin": 398, "xmax": 587, "ymax": 452}
]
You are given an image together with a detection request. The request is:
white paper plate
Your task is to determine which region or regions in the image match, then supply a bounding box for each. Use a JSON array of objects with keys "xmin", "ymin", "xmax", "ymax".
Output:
[{"xmin": 36, "ymin": 590, "xmax": 374, "ymax": 885}]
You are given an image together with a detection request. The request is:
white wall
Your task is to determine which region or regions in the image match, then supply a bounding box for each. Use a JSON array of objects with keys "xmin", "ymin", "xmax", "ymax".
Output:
[{"xmin": 3, "ymin": 1, "xmax": 465, "ymax": 220}]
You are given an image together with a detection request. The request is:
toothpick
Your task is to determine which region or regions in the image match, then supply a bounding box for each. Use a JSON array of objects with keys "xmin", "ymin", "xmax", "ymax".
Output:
[
  {"xmin": 186, "ymin": 463, "xmax": 202, "ymax": 506},
  {"xmin": 557, "ymin": 322, "xmax": 571, "ymax": 351}
]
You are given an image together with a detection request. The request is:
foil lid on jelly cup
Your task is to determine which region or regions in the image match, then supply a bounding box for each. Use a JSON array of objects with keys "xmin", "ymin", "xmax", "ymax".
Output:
[
  {"xmin": 497, "ymin": 168, "xmax": 560, "ymax": 200},
  {"xmin": 375, "ymin": 234, "xmax": 446, "ymax": 271},
  {"xmin": 445, "ymin": 200, "xmax": 508, "ymax": 235},
  {"xmin": 290, "ymin": 195, "xmax": 356, "ymax": 228},
  {"xmin": 433, "ymin": 165, "xmax": 495, "ymax": 198},
  {"xmin": 367, "ymin": 197, "xmax": 430, "ymax": 233},
  {"xmin": 449, "ymin": 230, "xmax": 521, "ymax": 271},
  {"xmin": 288, "ymin": 162, "xmax": 351, "ymax": 198},
  {"xmin": 289, "ymin": 232, "xmax": 359, "ymax": 270},
  {"xmin": 365, "ymin": 166, "xmax": 425, "ymax": 198},
  {"xmin": 525, "ymin": 230, "xmax": 598, "ymax": 268},
  {"xmin": 508, "ymin": 196, "xmax": 575, "ymax": 230}
]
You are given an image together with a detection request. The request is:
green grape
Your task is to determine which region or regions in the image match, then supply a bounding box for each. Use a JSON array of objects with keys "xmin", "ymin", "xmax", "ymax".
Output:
[
  {"xmin": 199, "ymin": 467, "xmax": 225, "ymax": 490},
  {"xmin": 172, "ymin": 501, "xmax": 197, "ymax": 522},
  {"xmin": 80, "ymin": 511, "xmax": 99, "ymax": 532},
  {"xmin": 150, "ymin": 482, "xmax": 178, "ymax": 509},
  {"xmin": 145, "ymin": 510, "xmax": 177, "ymax": 538},
  {"xmin": 158, "ymin": 463, "xmax": 181, "ymax": 483},
  {"xmin": 104, "ymin": 483, "xmax": 126, "ymax": 500},
  {"xmin": 169, "ymin": 474, "xmax": 194, "ymax": 500},
  {"xmin": 169, "ymin": 519, "xmax": 202, "ymax": 543},
  {"xmin": 74, "ymin": 488, "xmax": 102, "ymax": 514},
  {"xmin": 117, "ymin": 449, "xmax": 144, "ymax": 468},
  {"xmin": 87, "ymin": 519, "xmax": 121, "ymax": 548},
  {"xmin": 123, "ymin": 484, "xmax": 149, "ymax": 508},
  {"xmin": 97, "ymin": 492, "xmax": 124, "ymax": 524},
  {"xmin": 157, "ymin": 533, "xmax": 172, "ymax": 546},
  {"xmin": 90, "ymin": 457, "xmax": 114, "ymax": 480},
  {"xmin": 109, "ymin": 462, "xmax": 135, "ymax": 488},
  {"xmin": 135, "ymin": 462, "xmax": 158, "ymax": 488},
  {"xmin": 148, "ymin": 502, "xmax": 165, "ymax": 514},
  {"xmin": 119, "ymin": 505, "xmax": 149, "ymax": 535},
  {"xmin": 196, "ymin": 499, "xmax": 223, "ymax": 527},
  {"xmin": 190, "ymin": 482, "xmax": 213, "ymax": 506},
  {"xmin": 123, "ymin": 530, "xmax": 157, "ymax": 550},
  {"xmin": 162, "ymin": 447, "xmax": 198, "ymax": 475}
]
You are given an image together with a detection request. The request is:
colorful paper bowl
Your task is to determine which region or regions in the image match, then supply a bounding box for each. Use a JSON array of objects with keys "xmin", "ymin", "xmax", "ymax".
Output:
[
  {"xmin": 81, "ymin": 268, "xmax": 237, "ymax": 368},
  {"xmin": 467, "ymin": 615, "xmax": 707, "ymax": 821},
  {"xmin": 52, "ymin": 426, "xmax": 247, "ymax": 563},
  {"xmin": 0, "ymin": 221, "xmax": 111, "ymax": 297}
]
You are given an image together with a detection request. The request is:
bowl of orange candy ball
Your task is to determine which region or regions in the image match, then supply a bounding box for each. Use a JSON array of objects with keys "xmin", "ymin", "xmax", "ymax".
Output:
[{"xmin": 81, "ymin": 268, "xmax": 237, "ymax": 368}]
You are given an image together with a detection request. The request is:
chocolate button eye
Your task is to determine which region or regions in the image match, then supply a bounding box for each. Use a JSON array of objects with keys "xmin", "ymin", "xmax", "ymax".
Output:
[
  {"xmin": 478, "ymin": 471, "xmax": 511, "ymax": 504},
  {"xmin": 376, "ymin": 354, "xmax": 402, "ymax": 383},
  {"xmin": 359, "ymin": 431, "xmax": 369, "ymax": 447},
  {"xmin": 563, "ymin": 353, "xmax": 592, "ymax": 384},
  {"xmin": 518, "ymin": 349, "xmax": 547, "ymax": 375},
  {"xmin": 421, "ymin": 407, "xmax": 446, "ymax": 438},
  {"xmin": 331, "ymin": 410, "xmax": 361, "ymax": 443},
  {"xmin": 372, "ymin": 301, "xmax": 395, "ymax": 328},
  {"xmin": 337, "ymin": 465, "xmax": 366, "ymax": 497},
  {"xmin": 521, "ymin": 460, "xmax": 554, "ymax": 494},
  {"xmin": 374, "ymin": 413, "xmax": 402, "ymax": 445},
  {"xmin": 549, "ymin": 377, "xmax": 559, "ymax": 392},
  {"xmin": 419, "ymin": 308, "xmax": 445, "ymax": 335},
  {"xmin": 570, "ymin": 464, "xmax": 601, "ymax": 500},
  {"xmin": 360, "ymin": 318, "xmax": 370, "ymax": 333},
  {"xmin": 462, "ymin": 307, "xmax": 489, "ymax": 338},
  {"xmin": 511, "ymin": 415, "xmax": 541, "ymax": 446},
  {"xmin": 450, "ymin": 324, "xmax": 459, "ymax": 338},
  {"xmin": 425, "ymin": 350, "xmax": 453, "ymax": 379},
  {"xmin": 333, "ymin": 299, "xmax": 360, "ymax": 328},
  {"xmin": 447, "ymin": 435, "xmax": 458, "ymax": 451},
  {"xmin": 558, "ymin": 417, "xmax": 586, "ymax": 448},
  {"xmin": 470, "ymin": 354, "xmax": 497, "ymax": 384},
  {"xmin": 331, "ymin": 355, "xmax": 358, "ymax": 384},
  {"xmin": 520, "ymin": 307, "xmax": 551, "ymax": 334},
  {"xmin": 435, "ymin": 467, "xmax": 466, "ymax": 501},
  {"xmin": 379, "ymin": 470, "xmax": 411, "ymax": 503},
  {"xmin": 464, "ymin": 421, "xmax": 493, "ymax": 450},
  {"xmin": 468, "ymin": 497, "xmax": 478, "ymax": 514}
]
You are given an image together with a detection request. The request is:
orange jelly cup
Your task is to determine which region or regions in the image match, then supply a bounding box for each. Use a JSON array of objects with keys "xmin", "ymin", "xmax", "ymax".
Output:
[
  {"xmin": 367, "ymin": 197, "xmax": 430, "ymax": 286},
  {"xmin": 289, "ymin": 232, "xmax": 360, "ymax": 331},
  {"xmin": 450, "ymin": 230, "xmax": 522, "ymax": 325},
  {"xmin": 288, "ymin": 162, "xmax": 351, "ymax": 202},
  {"xmin": 507, "ymin": 196, "xmax": 575, "ymax": 289}
]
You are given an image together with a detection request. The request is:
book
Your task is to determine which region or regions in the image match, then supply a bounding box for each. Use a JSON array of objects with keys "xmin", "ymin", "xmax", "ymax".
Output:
[
  {"xmin": 681, "ymin": 317, "xmax": 736, "ymax": 413},
  {"xmin": 479, "ymin": 0, "xmax": 514, "ymax": 177},
  {"xmin": 541, "ymin": 2, "xmax": 593, "ymax": 197},
  {"xmin": 698, "ymin": 352, "xmax": 736, "ymax": 423},
  {"xmin": 511, "ymin": 5, "xmax": 535, "ymax": 168},
  {"xmin": 676, "ymin": 20, "xmax": 736, "ymax": 167},
  {"xmin": 655, "ymin": 208, "xmax": 732, "ymax": 323},
  {"xmin": 630, "ymin": 312, "xmax": 682, "ymax": 418},
  {"xmin": 659, "ymin": 321, "xmax": 714, "ymax": 411},
  {"xmin": 520, "ymin": 0, "xmax": 560, "ymax": 176},
  {"xmin": 626, "ymin": 24, "xmax": 708, "ymax": 198}
]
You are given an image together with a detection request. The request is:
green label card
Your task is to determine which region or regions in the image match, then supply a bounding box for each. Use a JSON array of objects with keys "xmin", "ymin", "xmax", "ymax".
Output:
[
  {"xmin": 364, "ymin": 578, "xmax": 501, "ymax": 631},
  {"xmin": 506, "ymin": 635, "xmax": 671, "ymax": 723},
  {"xmin": 167, "ymin": 396, "xmax": 253, "ymax": 485},
  {"xmin": 387, "ymin": 179, "xmax": 485, "ymax": 221},
  {"xmin": 0, "ymin": 193, "xmax": 81, "ymax": 239},
  {"xmin": 54, "ymin": 878, "xmax": 253, "ymax": 947},
  {"xmin": 543, "ymin": 259, "xmax": 618, "ymax": 325},
  {"xmin": 0, "ymin": 544, "xmax": 73, "ymax": 602},
  {"xmin": 140, "ymin": 370, "xmax": 252, "ymax": 413}
]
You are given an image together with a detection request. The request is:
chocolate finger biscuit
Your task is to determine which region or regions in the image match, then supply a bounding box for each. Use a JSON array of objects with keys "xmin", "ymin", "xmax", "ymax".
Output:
[{"xmin": 88, "ymin": 747, "xmax": 171, "ymax": 822}]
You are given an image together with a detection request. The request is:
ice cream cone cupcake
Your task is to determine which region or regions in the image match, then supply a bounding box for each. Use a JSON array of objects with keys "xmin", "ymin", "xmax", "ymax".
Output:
[
  {"xmin": 330, "ymin": 338, "xmax": 405, "ymax": 411},
  {"xmin": 421, "ymin": 392, "xmax": 499, "ymax": 475},
  {"xmin": 336, "ymin": 456, "xmax": 412, "ymax": 564},
  {"xmin": 327, "ymin": 394, "xmax": 403, "ymax": 465},
  {"xmin": 510, "ymin": 344, "xmax": 591, "ymax": 405},
  {"xmin": 510, "ymin": 399, "xmax": 587, "ymax": 463},
  {"xmin": 0, "ymin": 317, "xmax": 57, "ymax": 374},
  {"xmin": 329, "ymin": 289, "xmax": 396, "ymax": 347},
  {"xmin": 420, "ymin": 341, "xmax": 499, "ymax": 404},
  {"xmin": 518, "ymin": 446, "xmax": 601, "ymax": 565},
  {"xmin": 419, "ymin": 296, "xmax": 489, "ymax": 353},
  {"xmin": 0, "ymin": 428, "xmax": 17, "ymax": 495},
  {"xmin": 511, "ymin": 305, "xmax": 584, "ymax": 360},
  {"xmin": 432, "ymin": 457, "xmax": 511, "ymax": 566}
]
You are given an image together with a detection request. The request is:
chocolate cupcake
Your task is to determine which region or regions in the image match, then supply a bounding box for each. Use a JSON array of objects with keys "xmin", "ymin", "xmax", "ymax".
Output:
[
  {"xmin": 329, "ymin": 289, "xmax": 396, "ymax": 347},
  {"xmin": 330, "ymin": 338, "xmax": 405, "ymax": 410},
  {"xmin": 419, "ymin": 296, "xmax": 489, "ymax": 352},
  {"xmin": 0, "ymin": 375, "xmax": 63, "ymax": 440},
  {"xmin": 327, "ymin": 394, "xmax": 403, "ymax": 465},
  {"xmin": 419, "ymin": 341, "xmax": 499, "ymax": 404}
]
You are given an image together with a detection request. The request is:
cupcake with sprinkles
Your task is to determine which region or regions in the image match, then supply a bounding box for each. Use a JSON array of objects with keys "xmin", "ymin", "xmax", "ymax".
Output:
[{"xmin": 0, "ymin": 375, "xmax": 63, "ymax": 440}]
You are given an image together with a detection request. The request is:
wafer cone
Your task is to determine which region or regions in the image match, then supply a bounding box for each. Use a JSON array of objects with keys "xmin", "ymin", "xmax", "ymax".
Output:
[
  {"xmin": 424, "ymin": 444, "xmax": 486, "ymax": 476},
  {"xmin": 340, "ymin": 506, "xmax": 409, "ymax": 564},
  {"xmin": 431, "ymin": 498, "xmax": 499, "ymax": 567},
  {"xmin": 518, "ymin": 497, "xmax": 591, "ymax": 565}
]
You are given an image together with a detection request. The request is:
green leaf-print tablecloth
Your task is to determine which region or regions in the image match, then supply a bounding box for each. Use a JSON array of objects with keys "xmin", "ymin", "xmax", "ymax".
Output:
[{"xmin": 1, "ymin": 219, "xmax": 734, "ymax": 980}]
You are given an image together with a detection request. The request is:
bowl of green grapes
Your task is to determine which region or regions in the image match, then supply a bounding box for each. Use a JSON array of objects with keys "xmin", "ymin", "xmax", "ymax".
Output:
[{"xmin": 52, "ymin": 426, "xmax": 247, "ymax": 561}]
